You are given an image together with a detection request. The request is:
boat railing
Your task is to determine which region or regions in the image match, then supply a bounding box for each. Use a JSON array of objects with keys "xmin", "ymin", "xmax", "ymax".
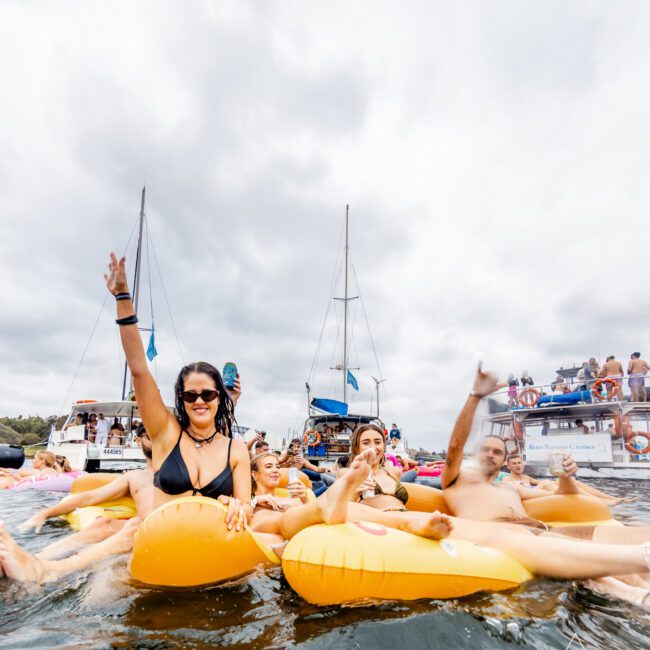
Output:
[{"xmin": 487, "ymin": 375, "xmax": 645, "ymax": 411}]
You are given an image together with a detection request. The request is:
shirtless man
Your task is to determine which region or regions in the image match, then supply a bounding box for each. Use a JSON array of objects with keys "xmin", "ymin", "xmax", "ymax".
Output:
[
  {"xmin": 600, "ymin": 355, "xmax": 624, "ymax": 398},
  {"xmin": 18, "ymin": 431, "xmax": 154, "ymax": 555},
  {"xmin": 441, "ymin": 364, "xmax": 650, "ymax": 545},
  {"xmin": 502, "ymin": 453, "xmax": 632, "ymax": 506},
  {"xmin": 628, "ymin": 352, "xmax": 650, "ymax": 402}
]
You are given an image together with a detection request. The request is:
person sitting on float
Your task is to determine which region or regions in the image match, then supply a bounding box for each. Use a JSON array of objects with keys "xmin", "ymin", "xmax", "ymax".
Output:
[
  {"xmin": 343, "ymin": 424, "xmax": 410, "ymax": 512},
  {"xmin": 246, "ymin": 453, "xmax": 650, "ymax": 603},
  {"xmin": 247, "ymin": 449, "xmax": 453, "ymax": 557},
  {"xmin": 105, "ymin": 252, "xmax": 249, "ymax": 527}
]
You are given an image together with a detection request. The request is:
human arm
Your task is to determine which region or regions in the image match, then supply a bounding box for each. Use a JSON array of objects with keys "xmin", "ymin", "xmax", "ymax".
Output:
[
  {"xmin": 441, "ymin": 364, "xmax": 505, "ymax": 489},
  {"xmin": 246, "ymin": 432, "xmax": 261, "ymax": 452},
  {"xmin": 19, "ymin": 474, "xmax": 130, "ymax": 533},
  {"xmin": 300, "ymin": 458, "xmax": 327, "ymax": 473},
  {"xmin": 556, "ymin": 454, "xmax": 579, "ymax": 494},
  {"xmin": 225, "ymin": 439, "xmax": 253, "ymax": 530},
  {"xmin": 105, "ymin": 253, "xmax": 175, "ymax": 441}
]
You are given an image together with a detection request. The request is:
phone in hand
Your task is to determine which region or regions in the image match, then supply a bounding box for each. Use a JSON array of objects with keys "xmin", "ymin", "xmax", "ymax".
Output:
[{"xmin": 223, "ymin": 362, "xmax": 238, "ymax": 389}]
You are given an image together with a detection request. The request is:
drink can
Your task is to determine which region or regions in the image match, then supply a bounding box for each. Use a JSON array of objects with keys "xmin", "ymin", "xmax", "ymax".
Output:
[
  {"xmin": 288, "ymin": 467, "xmax": 300, "ymax": 485},
  {"xmin": 548, "ymin": 451, "xmax": 566, "ymax": 477},
  {"xmin": 362, "ymin": 469, "xmax": 375, "ymax": 499},
  {"xmin": 222, "ymin": 362, "xmax": 238, "ymax": 388}
]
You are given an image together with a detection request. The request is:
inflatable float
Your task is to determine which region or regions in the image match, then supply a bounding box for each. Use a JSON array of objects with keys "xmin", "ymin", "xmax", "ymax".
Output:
[
  {"xmin": 2, "ymin": 471, "xmax": 86, "ymax": 492},
  {"xmin": 59, "ymin": 473, "xmax": 137, "ymax": 531},
  {"xmin": 130, "ymin": 496, "xmax": 279, "ymax": 587},
  {"xmin": 282, "ymin": 521, "xmax": 533, "ymax": 605},
  {"xmin": 0, "ymin": 444, "xmax": 24, "ymax": 470}
]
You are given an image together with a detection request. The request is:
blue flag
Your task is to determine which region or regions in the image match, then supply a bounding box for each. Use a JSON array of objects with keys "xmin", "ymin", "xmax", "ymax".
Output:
[
  {"xmin": 347, "ymin": 370, "xmax": 359, "ymax": 391},
  {"xmin": 146, "ymin": 323, "xmax": 158, "ymax": 361}
]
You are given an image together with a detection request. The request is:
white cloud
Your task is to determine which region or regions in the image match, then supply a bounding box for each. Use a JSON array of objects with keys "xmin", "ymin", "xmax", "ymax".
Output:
[{"xmin": 2, "ymin": 1, "xmax": 650, "ymax": 452}]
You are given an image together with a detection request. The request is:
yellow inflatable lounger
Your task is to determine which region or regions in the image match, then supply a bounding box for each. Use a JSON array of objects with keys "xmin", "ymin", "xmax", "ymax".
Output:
[
  {"xmin": 404, "ymin": 484, "xmax": 618, "ymax": 527},
  {"xmin": 58, "ymin": 473, "xmax": 137, "ymax": 531},
  {"xmin": 130, "ymin": 496, "xmax": 279, "ymax": 588},
  {"xmin": 283, "ymin": 521, "xmax": 533, "ymax": 606},
  {"xmin": 522, "ymin": 494, "xmax": 621, "ymax": 528}
]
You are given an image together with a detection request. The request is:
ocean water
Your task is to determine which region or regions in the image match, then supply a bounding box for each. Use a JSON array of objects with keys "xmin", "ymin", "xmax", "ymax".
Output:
[{"xmin": 0, "ymin": 478, "xmax": 649, "ymax": 649}]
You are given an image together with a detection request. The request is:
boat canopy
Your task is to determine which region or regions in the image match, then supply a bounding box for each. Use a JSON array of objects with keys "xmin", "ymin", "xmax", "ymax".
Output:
[
  {"xmin": 311, "ymin": 398, "xmax": 348, "ymax": 415},
  {"xmin": 68, "ymin": 401, "xmax": 156, "ymax": 418}
]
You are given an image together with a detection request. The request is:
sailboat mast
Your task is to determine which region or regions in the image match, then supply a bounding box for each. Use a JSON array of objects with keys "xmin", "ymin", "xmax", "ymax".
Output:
[
  {"xmin": 121, "ymin": 187, "xmax": 146, "ymax": 400},
  {"xmin": 343, "ymin": 205, "xmax": 349, "ymax": 404}
]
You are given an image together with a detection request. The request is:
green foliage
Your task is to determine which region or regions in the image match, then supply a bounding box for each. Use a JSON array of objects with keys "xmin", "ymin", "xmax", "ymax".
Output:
[
  {"xmin": 0, "ymin": 415, "xmax": 58, "ymax": 443},
  {"xmin": 20, "ymin": 433, "xmax": 42, "ymax": 446},
  {"xmin": 0, "ymin": 422, "xmax": 21, "ymax": 445}
]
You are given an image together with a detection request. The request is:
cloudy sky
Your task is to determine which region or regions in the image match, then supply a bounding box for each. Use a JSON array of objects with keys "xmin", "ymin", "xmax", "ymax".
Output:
[{"xmin": 2, "ymin": 1, "xmax": 650, "ymax": 451}]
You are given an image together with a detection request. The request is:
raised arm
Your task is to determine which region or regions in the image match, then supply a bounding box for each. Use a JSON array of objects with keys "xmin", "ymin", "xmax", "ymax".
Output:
[
  {"xmin": 105, "ymin": 253, "xmax": 174, "ymax": 440},
  {"xmin": 441, "ymin": 364, "xmax": 505, "ymax": 489},
  {"xmin": 19, "ymin": 474, "xmax": 131, "ymax": 533}
]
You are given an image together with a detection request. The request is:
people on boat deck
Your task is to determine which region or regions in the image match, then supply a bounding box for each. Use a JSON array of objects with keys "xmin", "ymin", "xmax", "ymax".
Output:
[
  {"xmin": 520, "ymin": 370, "xmax": 534, "ymax": 387},
  {"xmin": 108, "ymin": 418, "xmax": 124, "ymax": 447},
  {"xmin": 246, "ymin": 429, "xmax": 267, "ymax": 456},
  {"xmin": 506, "ymin": 374, "xmax": 519, "ymax": 408},
  {"xmin": 574, "ymin": 419, "xmax": 589, "ymax": 435},
  {"xmin": 86, "ymin": 414, "xmax": 97, "ymax": 443},
  {"xmin": 95, "ymin": 413, "xmax": 110, "ymax": 446},
  {"xmin": 389, "ymin": 423, "xmax": 401, "ymax": 442},
  {"xmin": 64, "ymin": 413, "xmax": 83, "ymax": 430},
  {"xmin": 583, "ymin": 357, "xmax": 599, "ymax": 389},
  {"xmin": 628, "ymin": 352, "xmax": 650, "ymax": 402}
]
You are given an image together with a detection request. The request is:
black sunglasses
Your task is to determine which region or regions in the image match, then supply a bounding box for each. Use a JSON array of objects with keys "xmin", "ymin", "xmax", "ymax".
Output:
[{"xmin": 180, "ymin": 390, "xmax": 219, "ymax": 403}]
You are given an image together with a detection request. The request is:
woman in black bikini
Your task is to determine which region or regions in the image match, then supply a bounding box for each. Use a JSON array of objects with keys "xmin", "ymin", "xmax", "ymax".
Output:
[{"xmin": 105, "ymin": 253, "xmax": 250, "ymax": 529}]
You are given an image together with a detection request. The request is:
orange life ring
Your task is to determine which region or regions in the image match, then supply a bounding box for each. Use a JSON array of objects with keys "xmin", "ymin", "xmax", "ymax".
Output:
[
  {"xmin": 519, "ymin": 388, "xmax": 540, "ymax": 408},
  {"xmin": 591, "ymin": 378, "xmax": 620, "ymax": 401},
  {"xmin": 624, "ymin": 431, "xmax": 650, "ymax": 456},
  {"xmin": 302, "ymin": 429, "xmax": 321, "ymax": 446},
  {"xmin": 75, "ymin": 399, "xmax": 98, "ymax": 404}
]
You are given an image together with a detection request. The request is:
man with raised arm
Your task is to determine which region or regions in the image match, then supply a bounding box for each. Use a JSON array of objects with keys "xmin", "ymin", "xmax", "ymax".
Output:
[{"xmin": 441, "ymin": 365, "xmax": 650, "ymax": 544}]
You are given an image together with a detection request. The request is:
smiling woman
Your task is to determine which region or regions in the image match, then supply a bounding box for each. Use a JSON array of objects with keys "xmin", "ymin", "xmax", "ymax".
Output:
[{"xmin": 105, "ymin": 253, "xmax": 251, "ymax": 528}]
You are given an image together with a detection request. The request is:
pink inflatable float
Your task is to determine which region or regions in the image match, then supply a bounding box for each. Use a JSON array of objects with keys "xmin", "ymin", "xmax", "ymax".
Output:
[{"xmin": 6, "ymin": 471, "xmax": 86, "ymax": 492}]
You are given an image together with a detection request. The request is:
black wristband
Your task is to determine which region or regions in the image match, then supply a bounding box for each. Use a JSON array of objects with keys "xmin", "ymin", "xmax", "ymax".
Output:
[
  {"xmin": 116, "ymin": 314, "xmax": 139, "ymax": 326},
  {"xmin": 115, "ymin": 293, "xmax": 131, "ymax": 301}
]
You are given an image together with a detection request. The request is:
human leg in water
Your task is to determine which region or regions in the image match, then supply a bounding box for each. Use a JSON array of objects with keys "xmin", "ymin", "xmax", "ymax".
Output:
[
  {"xmin": 0, "ymin": 518, "xmax": 140, "ymax": 584},
  {"xmin": 446, "ymin": 517, "xmax": 650, "ymax": 580},
  {"xmin": 277, "ymin": 448, "xmax": 380, "ymax": 540},
  {"xmin": 36, "ymin": 518, "xmax": 127, "ymax": 560}
]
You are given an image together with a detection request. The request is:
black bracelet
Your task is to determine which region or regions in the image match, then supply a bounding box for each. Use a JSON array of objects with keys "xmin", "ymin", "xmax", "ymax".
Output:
[
  {"xmin": 116, "ymin": 314, "xmax": 139, "ymax": 326},
  {"xmin": 115, "ymin": 292, "xmax": 131, "ymax": 301}
]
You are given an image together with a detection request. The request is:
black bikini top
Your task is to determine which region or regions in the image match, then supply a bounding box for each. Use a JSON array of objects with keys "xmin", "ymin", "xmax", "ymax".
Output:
[{"xmin": 153, "ymin": 432, "xmax": 234, "ymax": 499}]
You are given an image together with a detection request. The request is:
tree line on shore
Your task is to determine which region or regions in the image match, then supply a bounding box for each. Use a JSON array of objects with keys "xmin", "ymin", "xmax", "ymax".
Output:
[{"xmin": 0, "ymin": 415, "xmax": 66, "ymax": 446}]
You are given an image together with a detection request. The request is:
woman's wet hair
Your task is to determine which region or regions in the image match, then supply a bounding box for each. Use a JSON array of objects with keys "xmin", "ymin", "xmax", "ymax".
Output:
[
  {"xmin": 55, "ymin": 455, "xmax": 72, "ymax": 472},
  {"xmin": 35, "ymin": 450, "xmax": 57, "ymax": 468},
  {"xmin": 174, "ymin": 361, "xmax": 234, "ymax": 437},
  {"xmin": 349, "ymin": 424, "xmax": 386, "ymax": 465},
  {"xmin": 250, "ymin": 452, "xmax": 278, "ymax": 496}
]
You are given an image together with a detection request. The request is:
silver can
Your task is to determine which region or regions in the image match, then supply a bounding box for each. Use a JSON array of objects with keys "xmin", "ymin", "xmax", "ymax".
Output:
[{"xmin": 288, "ymin": 467, "xmax": 300, "ymax": 485}]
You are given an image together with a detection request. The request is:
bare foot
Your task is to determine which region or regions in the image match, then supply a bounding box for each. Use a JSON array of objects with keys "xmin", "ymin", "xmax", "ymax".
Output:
[
  {"xmin": 0, "ymin": 522, "xmax": 46, "ymax": 583},
  {"xmin": 101, "ymin": 517, "xmax": 141, "ymax": 555},
  {"xmin": 400, "ymin": 511, "xmax": 453, "ymax": 541},
  {"xmin": 319, "ymin": 449, "xmax": 377, "ymax": 525},
  {"xmin": 588, "ymin": 576, "xmax": 650, "ymax": 609}
]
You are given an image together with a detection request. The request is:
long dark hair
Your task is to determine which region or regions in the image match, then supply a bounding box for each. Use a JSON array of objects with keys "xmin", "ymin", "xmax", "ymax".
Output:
[{"xmin": 174, "ymin": 361, "xmax": 234, "ymax": 437}]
